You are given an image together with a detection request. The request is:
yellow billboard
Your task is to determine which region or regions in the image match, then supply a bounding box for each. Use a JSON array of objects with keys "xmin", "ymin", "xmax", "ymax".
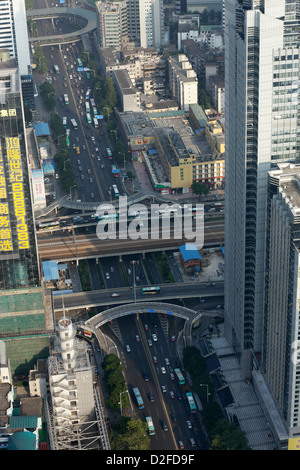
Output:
[{"xmin": 288, "ymin": 438, "xmax": 300, "ymax": 450}]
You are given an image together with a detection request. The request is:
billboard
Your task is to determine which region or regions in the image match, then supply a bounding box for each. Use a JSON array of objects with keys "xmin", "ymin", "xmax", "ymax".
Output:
[
  {"xmin": 32, "ymin": 169, "xmax": 46, "ymax": 207},
  {"xmin": 43, "ymin": 159, "xmax": 55, "ymax": 176}
]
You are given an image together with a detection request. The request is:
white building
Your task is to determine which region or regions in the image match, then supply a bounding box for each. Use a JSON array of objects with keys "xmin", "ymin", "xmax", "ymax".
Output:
[
  {"xmin": 168, "ymin": 54, "xmax": 198, "ymax": 111},
  {"xmin": 139, "ymin": 0, "xmax": 164, "ymax": 48}
]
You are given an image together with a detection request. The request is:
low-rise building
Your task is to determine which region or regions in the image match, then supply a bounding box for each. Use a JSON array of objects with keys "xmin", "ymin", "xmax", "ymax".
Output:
[
  {"xmin": 168, "ymin": 54, "xmax": 198, "ymax": 111},
  {"xmin": 112, "ymin": 69, "xmax": 141, "ymax": 111}
]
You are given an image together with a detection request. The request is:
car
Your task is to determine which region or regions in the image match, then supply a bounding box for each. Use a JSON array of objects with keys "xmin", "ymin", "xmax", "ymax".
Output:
[
  {"xmin": 152, "ymin": 333, "xmax": 158, "ymax": 342},
  {"xmin": 126, "ymin": 344, "xmax": 131, "ymax": 353},
  {"xmin": 76, "ymin": 137, "xmax": 79, "ymax": 142},
  {"xmin": 162, "ymin": 421, "xmax": 168, "ymax": 432},
  {"xmin": 186, "ymin": 420, "xmax": 192, "ymax": 429},
  {"xmin": 171, "ymin": 414, "xmax": 177, "ymax": 423},
  {"xmin": 216, "ymin": 304, "xmax": 223, "ymax": 309},
  {"xmin": 178, "ymin": 441, "xmax": 184, "ymax": 450},
  {"xmin": 100, "ymin": 131, "xmax": 104, "ymax": 136},
  {"xmin": 80, "ymin": 174, "xmax": 84, "ymax": 180},
  {"xmin": 97, "ymin": 155, "xmax": 101, "ymax": 161},
  {"xmin": 89, "ymin": 177, "xmax": 93, "ymax": 183},
  {"xmin": 144, "ymin": 324, "xmax": 148, "ymax": 330},
  {"xmin": 148, "ymin": 393, "xmax": 154, "ymax": 403},
  {"xmin": 171, "ymin": 335, "xmax": 176, "ymax": 342},
  {"xmin": 90, "ymin": 193, "xmax": 94, "ymax": 199},
  {"xmin": 135, "ymin": 276, "xmax": 140, "ymax": 283},
  {"xmin": 83, "ymin": 144, "xmax": 86, "ymax": 150},
  {"xmin": 105, "ymin": 272, "xmax": 110, "ymax": 280},
  {"xmin": 148, "ymin": 338, "xmax": 152, "ymax": 347},
  {"xmin": 200, "ymin": 298, "xmax": 206, "ymax": 303},
  {"xmin": 140, "ymin": 272, "xmax": 145, "ymax": 279},
  {"xmin": 165, "ymin": 358, "xmax": 170, "ymax": 366},
  {"xmin": 100, "ymin": 164, "xmax": 104, "ymax": 169},
  {"xmin": 107, "ymin": 189, "xmax": 111, "ymax": 196},
  {"xmin": 136, "ymin": 334, "xmax": 140, "ymax": 342},
  {"xmin": 161, "ymin": 366, "xmax": 166, "ymax": 374},
  {"xmin": 81, "ymin": 185, "xmax": 85, "ymax": 191},
  {"xmin": 153, "ymin": 356, "xmax": 158, "ymax": 364},
  {"xmin": 44, "ymin": 178, "xmax": 50, "ymax": 184},
  {"xmin": 64, "ymin": 82, "xmax": 67, "ymax": 87},
  {"xmin": 87, "ymin": 168, "xmax": 91, "ymax": 174},
  {"xmin": 127, "ymin": 268, "xmax": 132, "ymax": 275},
  {"xmin": 177, "ymin": 392, "xmax": 183, "ymax": 400},
  {"xmin": 78, "ymin": 166, "xmax": 82, "ymax": 172},
  {"xmin": 189, "ymin": 438, "xmax": 196, "ymax": 448},
  {"xmin": 111, "ymin": 293, "xmax": 120, "ymax": 298},
  {"xmin": 95, "ymin": 147, "xmax": 99, "ymax": 153},
  {"xmin": 170, "ymin": 390, "xmax": 175, "ymax": 399},
  {"xmin": 77, "ymin": 159, "xmax": 81, "ymax": 165},
  {"xmin": 91, "ymin": 153, "xmax": 95, "ymax": 159},
  {"xmin": 143, "ymin": 372, "xmax": 149, "ymax": 382},
  {"xmin": 73, "ymin": 144, "xmax": 76, "ymax": 150},
  {"xmin": 161, "ymin": 385, "xmax": 166, "ymax": 393},
  {"xmin": 170, "ymin": 372, "xmax": 175, "ymax": 380},
  {"xmin": 110, "ymin": 266, "xmax": 114, "ymax": 273},
  {"xmin": 91, "ymin": 136, "xmax": 95, "ymax": 142}
]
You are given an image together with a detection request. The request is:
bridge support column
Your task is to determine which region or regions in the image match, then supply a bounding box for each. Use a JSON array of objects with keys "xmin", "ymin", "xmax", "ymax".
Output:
[{"xmin": 76, "ymin": 259, "xmax": 79, "ymax": 266}]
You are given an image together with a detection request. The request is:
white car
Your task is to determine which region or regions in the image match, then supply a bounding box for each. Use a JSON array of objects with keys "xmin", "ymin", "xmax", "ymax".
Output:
[
  {"xmin": 161, "ymin": 385, "xmax": 167, "ymax": 393},
  {"xmin": 126, "ymin": 345, "xmax": 131, "ymax": 352},
  {"xmin": 186, "ymin": 420, "xmax": 192, "ymax": 429},
  {"xmin": 165, "ymin": 358, "xmax": 170, "ymax": 366},
  {"xmin": 161, "ymin": 366, "xmax": 166, "ymax": 374},
  {"xmin": 105, "ymin": 272, "xmax": 110, "ymax": 280},
  {"xmin": 148, "ymin": 338, "xmax": 152, "ymax": 347},
  {"xmin": 152, "ymin": 333, "xmax": 158, "ymax": 342}
]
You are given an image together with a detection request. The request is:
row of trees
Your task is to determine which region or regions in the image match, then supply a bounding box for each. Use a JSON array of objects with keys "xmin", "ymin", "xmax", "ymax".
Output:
[
  {"xmin": 182, "ymin": 346, "xmax": 250, "ymax": 450},
  {"xmin": 50, "ymin": 113, "xmax": 75, "ymax": 193}
]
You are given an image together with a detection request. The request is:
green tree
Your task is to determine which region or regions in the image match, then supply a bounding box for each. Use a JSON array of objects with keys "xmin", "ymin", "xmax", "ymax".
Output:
[
  {"xmin": 110, "ymin": 418, "xmax": 150, "ymax": 450},
  {"xmin": 191, "ymin": 182, "xmax": 209, "ymax": 197},
  {"xmin": 33, "ymin": 44, "xmax": 47, "ymax": 74},
  {"xmin": 209, "ymin": 419, "xmax": 250, "ymax": 450}
]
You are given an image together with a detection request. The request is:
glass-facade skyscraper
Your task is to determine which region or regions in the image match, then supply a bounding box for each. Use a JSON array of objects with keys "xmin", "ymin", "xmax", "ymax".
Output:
[{"xmin": 224, "ymin": 0, "xmax": 300, "ymax": 374}]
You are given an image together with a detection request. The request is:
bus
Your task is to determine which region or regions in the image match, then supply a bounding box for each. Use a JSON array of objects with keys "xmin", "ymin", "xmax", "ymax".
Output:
[
  {"xmin": 37, "ymin": 221, "xmax": 60, "ymax": 231},
  {"xmin": 64, "ymin": 94, "xmax": 69, "ymax": 105},
  {"xmin": 53, "ymin": 65, "xmax": 60, "ymax": 74},
  {"xmin": 77, "ymin": 58, "xmax": 83, "ymax": 67},
  {"xmin": 186, "ymin": 392, "xmax": 197, "ymax": 414},
  {"xmin": 71, "ymin": 119, "xmax": 78, "ymax": 130},
  {"xmin": 85, "ymin": 88, "xmax": 91, "ymax": 100},
  {"xmin": 99, "ymin": 213, "xmax": 119, "ymax": 221},
  {"xmin": 92, "ymin": 106, "xmax": 98, "ymax": 116},
  {"xmin": 85, "ymin": 101, "xmax": 90, "ymax": 113},
  {"xmin": 112, "ymin": 184, "xmax": 119, "ymax": 198},
  {"xmin": 62, "ymin": 116, "xmax": 67, "ymax": 128},
  {"xmin": 90, "ymin": 98, "xmax": 96, "ymax": 108},
  {"xmin": 146, "ymin": 417, "xmax": 155, "ymax": 436},
  {"xmin": 174, "ymin": 368, "xmax": 185, "ymax": 385},
  {"xmin": 86, "ymin": 113, "xmax": 92, "ymax": 124},
  {"xmin": 66, "ymin": 135, "xmax": 70, "ymax": 148},
  {"xmin": 133, "ymin": 387, "xmax": 144, "ymax": 409},
  {"xmin": 93, "ymin": 117, "xmax": 99, "ymax": 128},
  {"xmin": 106, "ymin": 148, "xmax": 112, "ymax": 159},
  {"xmin": 142, "ymin": 287, "xmax": 161, "ymax": 295}
]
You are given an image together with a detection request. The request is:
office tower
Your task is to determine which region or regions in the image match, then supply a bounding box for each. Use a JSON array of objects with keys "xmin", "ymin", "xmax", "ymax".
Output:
[
  {"xmin": 224, "ymin": 0, "xmax": 300, "ymax": 376},
  {"xmin": 0, "ymin": 0, "xmax": 34, "ymax": 109},
  {"xmin": 263, "ymin": 164, "xmax": 300, "ymax": 440},
  {"xmin": 96, "ymin": 0, "xmax": 129, "ymax": 48},
  {"xmin": 0, "ymin": 55, "xmax": 50, "ymax": 374}
]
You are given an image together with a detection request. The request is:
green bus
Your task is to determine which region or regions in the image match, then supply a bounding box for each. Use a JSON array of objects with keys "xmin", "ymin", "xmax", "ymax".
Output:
[{"xmin": 146, "ymin": 417, "xmax": 155, "ymax": 436}]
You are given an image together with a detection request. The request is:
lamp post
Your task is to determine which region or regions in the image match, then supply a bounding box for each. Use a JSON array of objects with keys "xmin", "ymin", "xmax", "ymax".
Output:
[
  {"xmin": 199, "ymin": 383, "xmax": 210, "ymax": 403},
  {"xmin": 63, "ymin": 159, "xmax": 70, "ymax": 171},
  {"xmin": 131, "ymin": 260, "xmax": 137, "ymax": 303}
]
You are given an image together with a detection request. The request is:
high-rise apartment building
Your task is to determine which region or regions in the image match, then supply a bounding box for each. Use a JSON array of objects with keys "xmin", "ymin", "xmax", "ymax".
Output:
[
  {"xmin": 0, "ymin": 0, "xmax": 34, "ymax": 109},
  {"xmin": 224, "ymin": 0, "xmax": 300, "ymax": 376},
  {"xmin": 96, "ymin": 0, "xmax": 129, "ymax": 48},
  {"xmin": 96, "ymin": 0, "xmax": 164, "ymax": 49}
]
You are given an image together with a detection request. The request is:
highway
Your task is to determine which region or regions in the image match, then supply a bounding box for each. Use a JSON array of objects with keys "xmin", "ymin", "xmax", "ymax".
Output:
[
  {"xmin": 37, "ymin": 222, "xmax": 224, "ymax": 261},
  {"xmin": 53, "ymin": 281, "xmax": 224, "ymax": 311}
]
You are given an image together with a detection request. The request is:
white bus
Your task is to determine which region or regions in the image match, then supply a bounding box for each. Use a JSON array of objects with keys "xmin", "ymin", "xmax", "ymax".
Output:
[
  {"xmin": 62, "ymin": 116, "xmax": 67, "ymax": 128},
  {"xmin": 93, "ymin": 117, "xmax": 99, "ymax": 128},
  {"xmin": 71, "ymin": 119, "xmax": 78, "ymax": 130}
]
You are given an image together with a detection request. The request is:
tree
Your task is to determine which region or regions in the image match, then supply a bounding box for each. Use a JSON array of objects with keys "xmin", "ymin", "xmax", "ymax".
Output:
[
  {"xmin": 191, "ymin": 182, "xmax": 209, "ymax": 198},
  {"xmin": 110, "ymin": 418, "xmax": 150, "ymax": 450}
]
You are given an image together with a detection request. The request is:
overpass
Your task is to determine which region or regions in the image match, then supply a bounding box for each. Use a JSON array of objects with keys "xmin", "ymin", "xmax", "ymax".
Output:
[
  {"xmin": 27, "ymin": 7, "xmax": 96, "ymax": 46},
  {"xmin": 37, "ymin": 226, "xmax": 224, "ymax": 261},
  {"xmin": 53, "ymin": 281, "xmax": 224, "ymax": 312}
]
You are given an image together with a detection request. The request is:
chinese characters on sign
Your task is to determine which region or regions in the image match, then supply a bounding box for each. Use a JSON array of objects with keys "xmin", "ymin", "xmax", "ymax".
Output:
[
  {"xmin": 0, "ymin": 142, "xmax": 13, "ymax": 252},
  {"xmin": 5, "ymin": 137, "xmax": 29, "ymax": 251}
]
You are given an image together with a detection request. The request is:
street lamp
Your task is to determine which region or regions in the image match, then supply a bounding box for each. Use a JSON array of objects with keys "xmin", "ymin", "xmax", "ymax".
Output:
[
  {"xmin": 63, "ymin": 159, "xmax": 70, "ymax": 171},
  {"xmin": 200, "ymin": 383, "xmax": 210, "ymax": 403},
  {"xmin": 131, "ymin": 260, "xmax": 137, "ymax": 303}
]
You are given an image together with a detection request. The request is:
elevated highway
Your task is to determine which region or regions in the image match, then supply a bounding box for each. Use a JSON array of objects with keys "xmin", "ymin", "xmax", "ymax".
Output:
[
  {"xmin": 53, "ymin": 280, "xmax": 224, "ymax": 312},
  {"xmin": 27, "ymin": 7, "xmax": 96, "ymax": 46},
  {"xmin": 37, "ymin": 224, "xmax": 224, "ymax": 261}
]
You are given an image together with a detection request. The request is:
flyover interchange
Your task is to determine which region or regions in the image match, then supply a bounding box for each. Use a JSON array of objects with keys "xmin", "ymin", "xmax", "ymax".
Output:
[{"xmin": 26, "ymin": 7, "xmax": 97, "ymax": 46}]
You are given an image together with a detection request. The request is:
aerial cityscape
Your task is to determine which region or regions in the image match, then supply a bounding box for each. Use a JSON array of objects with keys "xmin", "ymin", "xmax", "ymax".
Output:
[{"xmin": 0, "ymin": 0, "xmax": 298, "ymax": 453}]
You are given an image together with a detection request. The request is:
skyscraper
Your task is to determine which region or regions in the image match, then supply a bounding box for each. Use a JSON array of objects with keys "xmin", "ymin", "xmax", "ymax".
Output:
[
  {"xmin": 224, "ymin": 0, "xmax": 300, "ymax": 376},
  {"xmin": 0, "ymin": 0, "xmax": 34, "ymax": 109}
]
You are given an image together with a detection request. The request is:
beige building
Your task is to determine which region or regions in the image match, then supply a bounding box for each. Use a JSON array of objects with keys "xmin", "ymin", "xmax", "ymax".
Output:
[{"xmin": 96, "ymin": 0, "xmax": 129, "ymax": 48}]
